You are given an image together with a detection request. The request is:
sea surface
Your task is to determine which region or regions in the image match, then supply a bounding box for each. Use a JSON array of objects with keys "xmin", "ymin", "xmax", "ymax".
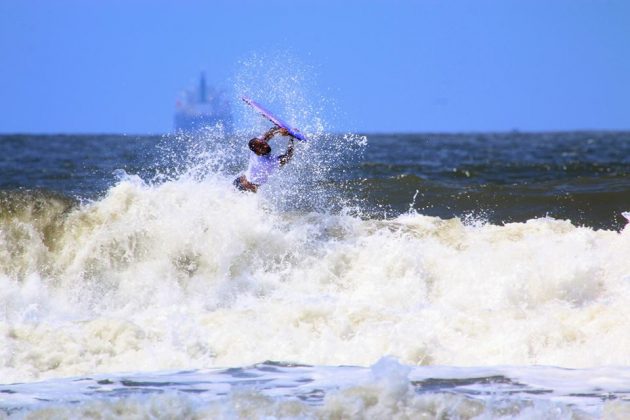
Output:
[{"xmin": 1, "ymin": 131, "xmax": 630, "ymax": 418}]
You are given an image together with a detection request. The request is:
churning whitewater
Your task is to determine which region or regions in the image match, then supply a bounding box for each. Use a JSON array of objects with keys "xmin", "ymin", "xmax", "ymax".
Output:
[{"xmin": 2, "ymin": 174, "xmax": 630, "ymax": 385}]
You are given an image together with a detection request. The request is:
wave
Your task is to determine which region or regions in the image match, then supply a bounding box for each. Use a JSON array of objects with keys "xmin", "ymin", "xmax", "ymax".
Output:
[
  {"xmin": 357, "ymin": 175, "xmax": 630, "ymax": 229},
  {"xmin": 1, "ymin": 176, "xmax": 630, "ymax": 382}
]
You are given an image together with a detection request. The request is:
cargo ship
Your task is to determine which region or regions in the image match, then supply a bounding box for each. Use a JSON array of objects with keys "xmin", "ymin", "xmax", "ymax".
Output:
[{"xmin": 174, "ymin": 73, "xmax": 232, "ymax": 132}]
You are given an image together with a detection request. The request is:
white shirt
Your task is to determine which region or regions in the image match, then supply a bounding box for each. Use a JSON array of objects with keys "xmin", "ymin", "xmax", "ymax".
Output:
[{"xmin": 245, "ymin": 152, "xmax": 280, "ymax": 185}]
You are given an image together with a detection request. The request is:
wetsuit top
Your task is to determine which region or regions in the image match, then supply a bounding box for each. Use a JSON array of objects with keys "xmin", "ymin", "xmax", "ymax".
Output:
[{"xmin": 245, "ymin": 152, "xmax": 280, "ymax": 185}]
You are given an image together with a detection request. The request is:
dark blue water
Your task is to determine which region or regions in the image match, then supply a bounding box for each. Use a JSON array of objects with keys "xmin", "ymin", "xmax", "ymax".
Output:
[{"xmin": 2, "ymin": 131, "xmax": 629, "ymax": 229}]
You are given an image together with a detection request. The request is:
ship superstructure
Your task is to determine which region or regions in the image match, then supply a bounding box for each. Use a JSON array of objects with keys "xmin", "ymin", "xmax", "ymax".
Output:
[{"xmin": 174, "ymin": 73, "xmax": 232, "ymax": 132}]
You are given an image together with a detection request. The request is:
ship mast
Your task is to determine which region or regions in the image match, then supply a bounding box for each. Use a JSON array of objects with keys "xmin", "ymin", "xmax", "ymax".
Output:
[{"xmin": 199, "ymin": 72, "xmax": 207, "ymax": 103}]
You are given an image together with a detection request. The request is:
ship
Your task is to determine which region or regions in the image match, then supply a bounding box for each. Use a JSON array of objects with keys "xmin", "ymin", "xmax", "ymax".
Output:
[{"xmin": 174, "ymin": 73, "xmax": 232, "ymax": 132}]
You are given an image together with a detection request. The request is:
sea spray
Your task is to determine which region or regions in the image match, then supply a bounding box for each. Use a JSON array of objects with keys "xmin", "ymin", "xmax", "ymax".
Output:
[{"xmin": 232, "ymin": 52, "xmax": 367, "ymax": 213}]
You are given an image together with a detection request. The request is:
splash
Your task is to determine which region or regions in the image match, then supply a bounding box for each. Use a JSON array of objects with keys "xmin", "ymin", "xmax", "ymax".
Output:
[
  {"xmin": 233, "ymin": 51, "xmax": 330, "ymax": 137},
  {"xmin": 152, "ymin": 52, "xmax": 368, "ymax": 214},
  {"xmin": 231, "ymin": 52, "xmax": 365, "ymax": 212},
  {"xmin": 1, "ymin": 176, "xmax": 630, "ymax": 383}
]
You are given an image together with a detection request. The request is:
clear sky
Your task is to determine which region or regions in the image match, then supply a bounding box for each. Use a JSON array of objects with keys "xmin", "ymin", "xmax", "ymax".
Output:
[{"xmin": 1, "ymin": 0, "xmax": 629, "ymax": 134}]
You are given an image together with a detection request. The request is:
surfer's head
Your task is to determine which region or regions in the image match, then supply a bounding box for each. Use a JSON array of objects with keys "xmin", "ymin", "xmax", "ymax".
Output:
[{"xmin": 249, "ymin": 138, "xmax": 272, "ymax": 155}]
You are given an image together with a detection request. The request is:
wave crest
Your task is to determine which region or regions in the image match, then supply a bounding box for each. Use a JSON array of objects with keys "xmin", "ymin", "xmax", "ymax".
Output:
[{"xmin": 1, "ymin": 178, "xmax": 630, "ymax": 382}]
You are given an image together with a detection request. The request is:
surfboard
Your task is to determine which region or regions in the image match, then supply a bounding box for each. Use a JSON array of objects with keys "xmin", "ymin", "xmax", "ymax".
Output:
[{"xmin": 242, "ymin": 97, "xmax": 308, "ymax": 141}]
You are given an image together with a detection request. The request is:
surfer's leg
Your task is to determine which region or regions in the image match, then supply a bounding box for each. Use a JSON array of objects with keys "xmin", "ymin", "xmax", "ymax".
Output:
[{"xmin": 233, "ymin": 175, "xmax": 258, "ymax": 193}]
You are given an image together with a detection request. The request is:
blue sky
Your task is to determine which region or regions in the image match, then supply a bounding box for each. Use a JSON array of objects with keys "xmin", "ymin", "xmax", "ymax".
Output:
[{"xmin": 1, "ymin": 0, "xmax": 629, "ymax": 134}]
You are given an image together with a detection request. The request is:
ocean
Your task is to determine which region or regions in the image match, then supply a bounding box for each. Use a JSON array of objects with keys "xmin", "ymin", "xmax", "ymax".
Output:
[{"xmin": 1, "ymin": 131, "xmax": 630, "ymax": 418}]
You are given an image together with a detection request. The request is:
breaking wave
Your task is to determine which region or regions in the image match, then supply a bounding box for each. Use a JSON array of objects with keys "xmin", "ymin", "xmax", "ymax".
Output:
[{"xmin": 2, "ymin": 174, "xmax": 630, "ymax": 383}]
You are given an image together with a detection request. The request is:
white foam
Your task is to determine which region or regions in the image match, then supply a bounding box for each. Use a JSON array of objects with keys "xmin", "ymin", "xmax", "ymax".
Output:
[
  {"xmin": 2, "ymin": 177, "xmax": 630, "ymax": 383},
  {"xmin": 5, "ymin": 363, "xmax": 629, "ymax": 418}
]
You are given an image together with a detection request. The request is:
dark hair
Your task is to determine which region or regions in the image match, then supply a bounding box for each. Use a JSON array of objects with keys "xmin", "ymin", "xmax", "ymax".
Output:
[{"xmin": 249, "ymin": 138, "xmax": 271, "ymax": 155}]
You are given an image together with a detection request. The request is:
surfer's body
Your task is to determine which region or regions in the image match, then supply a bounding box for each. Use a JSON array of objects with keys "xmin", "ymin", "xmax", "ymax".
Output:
[{"xmin": 234, "ymin": 127, "xmax": 294, "ymax": 193}]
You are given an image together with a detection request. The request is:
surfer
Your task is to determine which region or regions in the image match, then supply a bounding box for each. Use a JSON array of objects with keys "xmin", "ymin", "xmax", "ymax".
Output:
[{"xmin": 233, "ymin": 126, "xmax": 295, "ymax": 193}]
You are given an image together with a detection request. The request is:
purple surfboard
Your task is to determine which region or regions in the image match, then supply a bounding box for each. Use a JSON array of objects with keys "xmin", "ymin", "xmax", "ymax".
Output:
[{"xmin": 242, "ymin": 97, "xmax": 308, "ymax": 141}]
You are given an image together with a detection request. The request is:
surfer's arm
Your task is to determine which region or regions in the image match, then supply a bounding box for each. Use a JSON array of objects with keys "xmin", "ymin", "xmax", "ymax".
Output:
[
  {"xmin": 258, "ymin": 127, "xmax": 281, "ymax": 142},
  {"xmin": 278, "ymin": 138, "xmax": 294, "ymax": 166},
  {"xmin": 277, "ymin": 128, "xmax": 290, "ymax": 136}
]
